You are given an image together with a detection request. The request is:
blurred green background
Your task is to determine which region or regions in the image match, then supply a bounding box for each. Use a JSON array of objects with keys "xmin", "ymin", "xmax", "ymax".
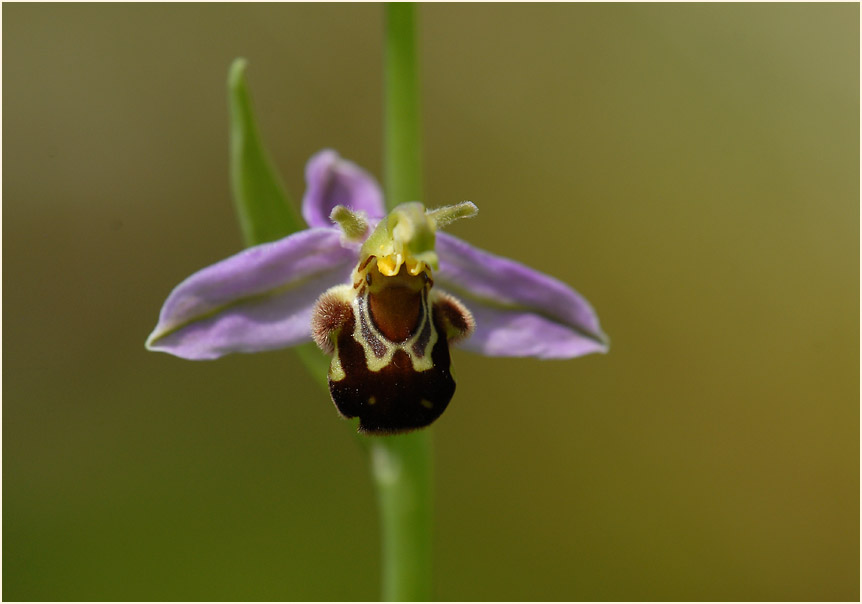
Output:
[{"xmin": 3, "ymin": 3, "xmax": 858, "ymax": 601}]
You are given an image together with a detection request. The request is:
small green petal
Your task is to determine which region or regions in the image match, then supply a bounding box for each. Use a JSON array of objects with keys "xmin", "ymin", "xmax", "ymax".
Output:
[
  {"xmin": 330, "ymin": 205, "xmax": 370, "ymax": 241},
  {"xmin": 427, "ymin": 201, "xmax": 478, "ymax": 229}
]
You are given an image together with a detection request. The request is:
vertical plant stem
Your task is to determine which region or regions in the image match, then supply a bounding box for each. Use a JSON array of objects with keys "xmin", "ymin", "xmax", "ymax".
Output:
[
  {"xmin": 371, "ymin": 429, "xmax": 432, "ymax": 601},
  {"xmin": 384, "ymin": 2, "xmax": 423, "ymax": 208},
  {"xmin": 373, "ymin": 3, "xmax": 433, "ymax": 602}
]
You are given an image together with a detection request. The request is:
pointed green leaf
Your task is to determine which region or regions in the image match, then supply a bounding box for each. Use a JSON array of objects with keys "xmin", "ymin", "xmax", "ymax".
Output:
[
  {"xmin": 228, "ymin": 58, "xmax": 304, "ymax": 246},
  {"xmin": 227, "ymin": 58, "xmax": 328, "ymax": 377}
]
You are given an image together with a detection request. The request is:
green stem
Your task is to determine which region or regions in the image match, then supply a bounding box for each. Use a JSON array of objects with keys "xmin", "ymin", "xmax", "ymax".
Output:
[
  {"xmin": 384, "ymin": 2, "xmax": 422, "ymax": 208},
  {"xmin": 370, "ymin": 431, "xmax": 432, "ymax": 601},
  {"xmin": 374, "ymin": 3, "xmax": 433, "ymax": 601}
]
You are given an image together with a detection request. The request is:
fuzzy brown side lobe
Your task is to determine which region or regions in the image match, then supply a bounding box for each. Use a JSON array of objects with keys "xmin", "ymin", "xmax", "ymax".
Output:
[
  {"xmin": 329, "ymin": 314, "xmax": 456, "ymax": 434},
  {"xmin": 432, "ymin": 292, "xmax": 475, "ymax": 343},
  {"xmin": 311, "ymin": 291, "xmax": 352, "ymax": 355}
]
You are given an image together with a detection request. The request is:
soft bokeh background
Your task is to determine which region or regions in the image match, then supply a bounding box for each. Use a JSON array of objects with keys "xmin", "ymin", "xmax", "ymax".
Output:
[{"xmin": 4, "ymin": 3, "xmax": 858, "ymax": 601}]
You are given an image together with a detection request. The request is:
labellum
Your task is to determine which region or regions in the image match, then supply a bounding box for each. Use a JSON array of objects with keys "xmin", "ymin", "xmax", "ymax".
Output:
[{"xmin": 312, "ymin": 202, "xmax": 476, "ymax": 434}]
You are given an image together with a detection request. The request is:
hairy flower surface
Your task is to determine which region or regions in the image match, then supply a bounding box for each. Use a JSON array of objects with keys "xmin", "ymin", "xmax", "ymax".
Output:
[{"xmin": 147, "ymin": 150, "xmax": 608, "ymax": 433}]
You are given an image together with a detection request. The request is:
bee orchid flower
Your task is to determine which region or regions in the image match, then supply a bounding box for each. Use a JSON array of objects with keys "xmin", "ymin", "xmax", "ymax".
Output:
[{"xmin": 146, "ymin": 150, "xmax": 608, "ymax": 434}]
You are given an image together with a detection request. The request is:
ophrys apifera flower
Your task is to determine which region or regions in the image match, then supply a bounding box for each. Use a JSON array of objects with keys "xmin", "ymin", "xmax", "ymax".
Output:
[{"xmin": 146, "ymin": 150, "xmax": 608, "ymax": 434}]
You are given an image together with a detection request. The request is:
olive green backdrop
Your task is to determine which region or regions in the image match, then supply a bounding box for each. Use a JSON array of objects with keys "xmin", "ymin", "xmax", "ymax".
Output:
[{"xmin": 3, "ymin": 3, "xmax": 858, "ymax": 601}]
